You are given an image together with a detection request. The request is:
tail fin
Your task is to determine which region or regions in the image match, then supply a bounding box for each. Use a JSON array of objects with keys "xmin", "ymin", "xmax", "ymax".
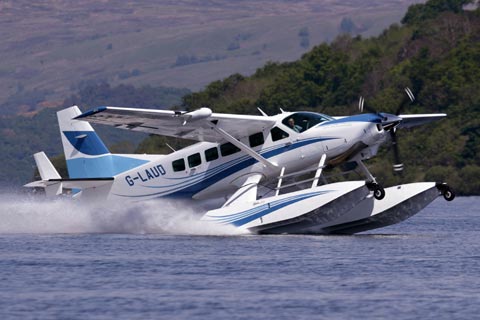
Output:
[
  {"xmin": 58, "ymin": 106, "xmax": 111, "ymax": 178},
  {"xmin": 58, "ymin": 106, "xmax": 110, "ymax": 161},
  {"xmin": 24, "ymin": 152, "xmax": 63, "ymax": 197},
  {"xmin": 58, "ymin": 106, "xmax": 149, "ymax": 178},
  {"xmin": 34, "ymin": 151, "xmax": 61, "ymax": 180}
]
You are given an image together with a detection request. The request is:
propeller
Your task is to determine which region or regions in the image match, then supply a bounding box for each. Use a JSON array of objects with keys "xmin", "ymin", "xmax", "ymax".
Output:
[
  {"xmin": 390, "ymin": 87, "xmax": 415, "ymax": 173},
  {"xmin": 358, "ymin": 88, "xmax": 415, "ymax": 173},
  {"xmin": 390, "ymin": 127, "xmax": 403, "ymax": 172}
]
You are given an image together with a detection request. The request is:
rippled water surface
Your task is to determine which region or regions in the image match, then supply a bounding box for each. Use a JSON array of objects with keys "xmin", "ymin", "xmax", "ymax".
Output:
[{"xmin": 0, "ymin": 195, "xmax": 479, "ymax": 319}]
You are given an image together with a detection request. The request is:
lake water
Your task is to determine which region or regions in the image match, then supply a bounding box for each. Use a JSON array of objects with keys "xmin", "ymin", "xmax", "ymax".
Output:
[{"xmin": 0, "ymin": 195, "xmax": 479, "ymax": 319}]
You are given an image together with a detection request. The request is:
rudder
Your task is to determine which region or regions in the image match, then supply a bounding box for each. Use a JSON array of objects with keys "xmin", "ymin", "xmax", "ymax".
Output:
[
  {"xmin": 58, "ymin": 106, "xmax": 110, "ymax": 162},
  {"xmin": 57, "ymin": 106, "xmax": 150, "ymax": 179}
]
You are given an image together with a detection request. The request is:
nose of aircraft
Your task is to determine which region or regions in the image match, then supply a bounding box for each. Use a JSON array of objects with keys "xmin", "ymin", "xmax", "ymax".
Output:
[{"xmin": 377, "ymin": 113, "xmax": 402, "ymax": 131}]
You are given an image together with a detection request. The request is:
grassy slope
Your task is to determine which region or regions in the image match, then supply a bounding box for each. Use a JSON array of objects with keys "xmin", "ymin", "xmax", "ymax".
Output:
[{"xmin": 0, "ymin": 0, "xmax": 421, "ymax": 114}]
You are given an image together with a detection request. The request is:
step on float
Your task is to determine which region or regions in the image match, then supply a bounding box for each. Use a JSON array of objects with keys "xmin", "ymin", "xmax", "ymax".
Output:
[{"xmin": 202, "ymin": 181, "xmax": 370, "ymax": 234}]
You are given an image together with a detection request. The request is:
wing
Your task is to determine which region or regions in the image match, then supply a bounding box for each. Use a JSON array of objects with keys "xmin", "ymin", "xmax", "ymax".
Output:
[
  {"xmin": 75, "ymin": 106, "xmax": 276, "ymax": 142},
  {"xmin": 398, "ymin": 113, "xmax": 446, "ymax": 128}
]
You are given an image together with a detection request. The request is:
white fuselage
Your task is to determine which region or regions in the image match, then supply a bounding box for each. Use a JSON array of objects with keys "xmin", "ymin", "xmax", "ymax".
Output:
[{"xmin": 105, "ymin": 112, "xmax": 388, "ymax": 201}]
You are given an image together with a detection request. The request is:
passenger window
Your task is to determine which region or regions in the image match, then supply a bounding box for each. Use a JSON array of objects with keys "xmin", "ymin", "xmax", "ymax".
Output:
[
  {"xmin": 172, "ymin": 158, "xmax": 185, "ymax": 172},
  {"xmin": 220, "ymin": 142, "xmax": 240, "ymax": 157},
  {"xmin": 205, "ymin": 147, "xmax": 219, "ymax": 162},
  {"xmin": 270, "ymin": 127, "xmax": 289, "ymax": 141},
  {"xmin": 188, "ymin": 153, "xmax": 202, "ymax": 168},
  {"xmin": 249, "ymin": 132, "xmax": 264, "ymax": 148}
]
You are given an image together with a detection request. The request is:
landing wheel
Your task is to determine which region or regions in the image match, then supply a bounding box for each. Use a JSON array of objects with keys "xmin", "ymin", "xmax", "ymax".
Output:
[
  {"xmin": 436, "ymin": 183, "xmax": 455, "ymax": 201},
  {"xmin": 366, "ymin": 182, "xmax": 386, "ymax": 200},
  {"xmin": 443, "ymin": 187, "xmax": 455, "ymax": 201},
  {"xmin": 373, "ymin": 185, "xmax": 385, "ymax": 200}
]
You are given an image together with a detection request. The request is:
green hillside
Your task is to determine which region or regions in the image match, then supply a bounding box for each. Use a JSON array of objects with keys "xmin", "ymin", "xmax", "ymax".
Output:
[{"xmin": 148, "ymin": 0, "xmax": 479, "ymax": 195}]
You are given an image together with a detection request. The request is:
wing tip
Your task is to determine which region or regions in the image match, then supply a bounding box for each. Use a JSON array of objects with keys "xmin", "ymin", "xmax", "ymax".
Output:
[{"xmin": 74, "ymin": 106, "xmax": 108, "ymax": 119}]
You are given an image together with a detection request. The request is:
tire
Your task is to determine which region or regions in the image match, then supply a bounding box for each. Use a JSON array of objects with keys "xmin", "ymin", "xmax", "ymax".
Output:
[
  {"xmin": 374, "ymin": 186, "xmax": 385, "ymax": 200},
  {"xmin": 443, "ymin": 188, "xmax": 455, "ymax": 201}
]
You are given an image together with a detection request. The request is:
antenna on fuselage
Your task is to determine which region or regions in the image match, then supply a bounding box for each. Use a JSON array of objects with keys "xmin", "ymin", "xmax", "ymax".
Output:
[
  {"xmin": 279, "ymin": 108, "xmax": 285, "ymax": 113},
  {"xmin": 165, "ymin": 143, "xmax": 176, "ymax": 152},
  {"xmin": 257, "ymin": 107, "xmax": 268, "ymax": 117}
]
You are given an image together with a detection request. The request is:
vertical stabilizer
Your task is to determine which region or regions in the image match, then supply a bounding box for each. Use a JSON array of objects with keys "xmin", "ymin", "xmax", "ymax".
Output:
[
  {"xmin": 58, "ymin": 106, "xmax": 111, "ymax": 178},
  {"xmin": 57, "ymin": 106, "xmax": 150, "ymax": 179},
  {"xmin": 58, "ymin": 106, "xmax": 110, "ymax": 162}
]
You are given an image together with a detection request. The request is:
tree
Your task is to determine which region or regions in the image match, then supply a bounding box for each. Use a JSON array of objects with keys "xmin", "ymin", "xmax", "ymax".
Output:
[{"xmin": 402, "ymin": 0, "xmax": 474, "ymax": 25}]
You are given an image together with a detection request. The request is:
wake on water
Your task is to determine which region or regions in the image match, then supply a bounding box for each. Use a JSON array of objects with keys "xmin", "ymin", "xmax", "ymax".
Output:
[{"xmin": 0, "ymin": 193, "xmax": 243, "ymax": 235}]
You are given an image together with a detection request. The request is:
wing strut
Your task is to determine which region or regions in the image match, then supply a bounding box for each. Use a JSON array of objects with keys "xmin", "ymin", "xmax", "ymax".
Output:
[
  {"xmin": 212, "ymin": 126, "xmax": 278, "ymax": 170},
  {"xmin": 311, "ymin": 154, "xmax": 327, "ymax": 188}
]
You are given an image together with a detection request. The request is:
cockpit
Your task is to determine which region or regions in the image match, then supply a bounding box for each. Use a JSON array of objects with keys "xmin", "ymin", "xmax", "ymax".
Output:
[{"xmin": 282, "ymin": 112, "xmax": 333, "ymax": 133}]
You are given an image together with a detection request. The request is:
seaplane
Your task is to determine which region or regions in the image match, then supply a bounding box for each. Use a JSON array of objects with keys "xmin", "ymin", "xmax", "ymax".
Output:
[{"xmin": 25, "ymin": 88, "xmax": 455, "ymax": 234}]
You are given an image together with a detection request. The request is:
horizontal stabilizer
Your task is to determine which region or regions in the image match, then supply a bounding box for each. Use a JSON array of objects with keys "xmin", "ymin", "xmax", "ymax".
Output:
[
  {"xmin": 25, "ymin": 172, "xmax": 114, "ymax": 199},
  {"xmin": 25, "ymin": 177, "xmax": 114, "ymax": 190},
  {"xmin": 24, "ymin": 180, "xmax": 63, "ymax": 197}
]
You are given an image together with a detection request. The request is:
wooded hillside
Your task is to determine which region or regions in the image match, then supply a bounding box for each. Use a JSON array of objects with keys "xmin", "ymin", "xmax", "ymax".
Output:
[{"xmin": 169, "ymin": 0, "xmax": 480, "ymax": 195}]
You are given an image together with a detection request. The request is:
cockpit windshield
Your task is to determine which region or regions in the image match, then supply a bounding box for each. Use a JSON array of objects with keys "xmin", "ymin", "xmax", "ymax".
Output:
[{"xmin": 282, "ymin": 112, "xmax": 333, "ymax": 133}]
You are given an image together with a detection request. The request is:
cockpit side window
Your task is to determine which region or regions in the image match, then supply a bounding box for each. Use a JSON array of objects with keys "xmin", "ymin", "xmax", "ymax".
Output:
[
  {"xmin": 285, "ymin": 117, "xmax": 303, "ymax": 133},
  {"xmin": 270, "ymin": 127, "xmax": 289, "ymax": 141},
  {"xmin": 282, "ymin": 112, "xmax": 331, "ymax": 133}
]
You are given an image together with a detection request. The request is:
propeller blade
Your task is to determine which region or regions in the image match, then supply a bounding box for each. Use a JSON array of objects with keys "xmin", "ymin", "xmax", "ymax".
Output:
[
  {"xmin": 357, "ymin": 96, "xmax": 377, "ymax": 113},
  {"xmin": 390, "ymin": 129, "xmax": 404, "ymax": 172},
  {"xmin": 359, "ymin": 96, "xmax": 365, "ymax": 113},
  {"xmin": 395, "ymin": 87, "xmax": 416, "ymax": 115},
  {"xmin": 405, "ymin": 87, "xmax": 415, "ymax": 103}
]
